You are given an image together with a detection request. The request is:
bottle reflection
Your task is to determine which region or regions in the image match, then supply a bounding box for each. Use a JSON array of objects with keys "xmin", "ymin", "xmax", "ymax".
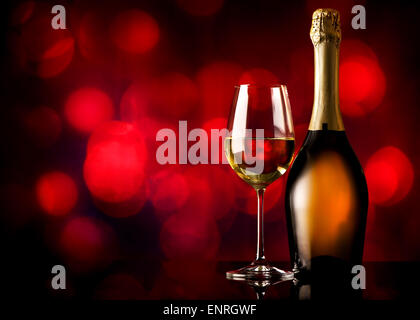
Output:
[{"xmin": 291, "ymin": 263, "xmax": 363, "ymax": 301}]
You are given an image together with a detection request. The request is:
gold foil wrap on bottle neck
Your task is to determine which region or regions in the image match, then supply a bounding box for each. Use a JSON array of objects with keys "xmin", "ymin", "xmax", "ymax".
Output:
[
  {"xmin": 310, "ymin": 8, "xmax": 341, "ymax": 48},
  {"xmin": 308, "ymin": 8, "xmax": 344, "ymax": 131}
]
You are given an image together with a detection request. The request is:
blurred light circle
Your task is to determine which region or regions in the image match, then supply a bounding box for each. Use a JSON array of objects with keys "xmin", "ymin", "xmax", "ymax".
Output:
[
  {"xmin": 365, "ymin": 146, "xmax": 414, "ymax": 205},
  {"xmin": 366, "ymin": 158, "xmax": 398, "ymax": 204},
  {"xmin": 37, "ymin": 37, "xmax": 74, "ymax": 78},
  {"xmin": 110, "ymin": 10, "xmax": 159, "ymax": 54},
  {"xmin": 197, "ymin": 61, "xmax": 243, "ymax": 118},
  {"xmin": 59, "ymin": 217, "xmax": 114, "ymax": 271},
  {"xmin": 36, "ymin": 171, "xmax": 77, "ymax": 216},
  {"xmin": 65, "ymin": 88, "xmax": 114, "ymax": 134},
  {"xmin": 19, "ymin": 8, "xmax": 74, "ymax": 78},
  {"xmin": 341, "ymin": 62, "xmax": 373, "ymax": 103},
  {"xmin": 87, "ymin": 120, "xmax": 145, "ymax": 153},
  {"xmin": 84, "ymin": 121, "xmax": 147, "ymax": 203},
  {"xmin": 150, "ymin": 72, "xmax": 199, "ymax": 118},
  {"xmin": 95, "ymin": 273, "xmax": 147, "ymax": 299},
  {"xmin": 22, "ymin": 106, "xmax": 62, "ymax": 148},
  {"xmin": 176, "ymin": 0, "xmax": 224, "ymax": 16},
  {"xmin": 160, "ymin": 212, "xmax": 220, "ymax": 260},
  {"xmin": 339, "ymin": 41, "xmax": 386, "ymax": 117},
  {"xmin": 148, "ymin": 170, "xmax": 190, "ymax": 218}
]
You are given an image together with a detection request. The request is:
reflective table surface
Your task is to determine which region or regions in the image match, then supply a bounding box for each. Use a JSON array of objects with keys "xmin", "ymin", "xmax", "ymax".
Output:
[{"xmin": 44, "ymin": 261, "xmax": 420, "ymax": 300}]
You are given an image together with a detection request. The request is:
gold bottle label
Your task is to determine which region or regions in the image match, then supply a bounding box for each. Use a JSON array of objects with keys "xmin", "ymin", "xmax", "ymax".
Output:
[{"xmin": 308, "ymin": 9, "xmax": 344, "ymax": 131}]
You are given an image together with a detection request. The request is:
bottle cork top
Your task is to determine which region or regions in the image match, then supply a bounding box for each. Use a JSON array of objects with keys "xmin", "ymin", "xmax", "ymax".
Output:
[{"xmin": 310, "ymin": 8, "xmax": 341, "ymax": 47}]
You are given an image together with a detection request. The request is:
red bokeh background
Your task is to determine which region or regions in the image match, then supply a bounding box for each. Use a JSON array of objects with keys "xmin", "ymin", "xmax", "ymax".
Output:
[{"xmin": 1, "ymin": 0, "xmax": 419, "ymax": 298}]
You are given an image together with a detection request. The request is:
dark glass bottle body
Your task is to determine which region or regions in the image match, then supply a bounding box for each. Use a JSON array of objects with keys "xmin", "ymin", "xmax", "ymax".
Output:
[{"xmin": 285, "ymin": 129, "xmax": 368, "ymax": 278}]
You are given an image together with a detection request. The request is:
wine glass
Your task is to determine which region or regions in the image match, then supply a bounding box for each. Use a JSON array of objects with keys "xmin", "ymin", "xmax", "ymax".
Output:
[{"xmin": 224, "ymin": 84, "xmax": 295, "ymax": 280}]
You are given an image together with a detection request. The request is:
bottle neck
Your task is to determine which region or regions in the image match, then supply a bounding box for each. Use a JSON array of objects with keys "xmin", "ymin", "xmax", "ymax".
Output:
[{"xmin": 309, "ymin": 41, "xmax": 344, "ymax": 131}]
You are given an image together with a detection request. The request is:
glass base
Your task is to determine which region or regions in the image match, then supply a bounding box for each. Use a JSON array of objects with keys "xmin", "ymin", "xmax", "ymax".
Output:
[{"xmin": 226, "ymin": 260, "xmax": 294, "ymax": 281}]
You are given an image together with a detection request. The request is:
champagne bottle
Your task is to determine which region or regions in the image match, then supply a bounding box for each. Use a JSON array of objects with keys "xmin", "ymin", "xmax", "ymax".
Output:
[{"xmin": 285, "ymin": 9, "xmax": 368, "ymax": 279}]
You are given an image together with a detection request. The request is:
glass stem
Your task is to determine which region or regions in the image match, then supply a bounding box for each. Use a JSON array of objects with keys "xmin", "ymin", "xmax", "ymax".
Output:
[{"xmin": 255, "ymin": 188, "xmax": 266, "ymax": 262}]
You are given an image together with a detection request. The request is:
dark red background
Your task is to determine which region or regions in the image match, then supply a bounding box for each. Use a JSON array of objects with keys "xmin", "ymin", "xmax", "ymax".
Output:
[{"xmin": 1, "ymin": 0, "xmax": 419, "ymax": 299}]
